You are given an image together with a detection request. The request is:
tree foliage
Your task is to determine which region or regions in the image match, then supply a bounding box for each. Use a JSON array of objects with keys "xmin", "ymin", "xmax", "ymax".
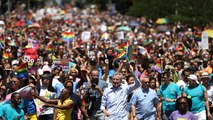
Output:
[{"xmin": 128, "ymin": 0, "xmax": 213, "ymax": 25}]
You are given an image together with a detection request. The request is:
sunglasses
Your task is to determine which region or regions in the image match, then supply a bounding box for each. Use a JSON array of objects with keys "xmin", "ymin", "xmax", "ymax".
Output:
[
  {"xmin": 121, "ymin": 71, "xmax": 127, "ymax": 73},
  {"xmin": 10, "ymin": 81, "xmax": 18, "ymax": 84},
  {"xmin": 144, "ymin": 82, "xmax": 149, "ymax": 84}
]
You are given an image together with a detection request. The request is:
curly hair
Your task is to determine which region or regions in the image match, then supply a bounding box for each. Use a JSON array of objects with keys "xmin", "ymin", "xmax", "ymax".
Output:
[{"xmin": 175, "ymin": 96, "xmax": 192, "ymax": 111}]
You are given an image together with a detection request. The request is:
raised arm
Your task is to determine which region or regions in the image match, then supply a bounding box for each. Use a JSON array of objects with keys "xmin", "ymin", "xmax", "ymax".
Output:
[
  {"xmin": 128, "ymin": 65, "xmax": 140, "ymax": 94},
  {"xmin": 32, "ymin": 91, "xmax": 58, "ymax": 105},
  {"xmin": 44, "ymin": 100, "xmax": 74, "ymax": 110},
  {"xmin": 102, "ymin": 59, "xmax": 109, "ymax": 81}
]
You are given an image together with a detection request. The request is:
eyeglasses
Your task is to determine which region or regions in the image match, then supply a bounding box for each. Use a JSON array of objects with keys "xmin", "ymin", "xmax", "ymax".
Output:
[{"xmin": 121, "ymin": 71, "xmax": 127, "ymax": 73}]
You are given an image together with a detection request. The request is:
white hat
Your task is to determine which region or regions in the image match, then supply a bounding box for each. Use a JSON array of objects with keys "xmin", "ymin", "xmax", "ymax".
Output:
[
  {"xmin": 188, "ymin": 74, "xmax": 199, "ymax": 84},
  {"xmin": 42, "ymin": 65, "xmax": 51, "ymax": 73},
  {"xmin": 12, "ymin": 60, "xmax": 19, "ymax": 66}
]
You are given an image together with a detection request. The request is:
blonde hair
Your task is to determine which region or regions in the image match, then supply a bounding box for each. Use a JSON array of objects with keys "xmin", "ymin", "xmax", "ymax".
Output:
[{"xmin": 69, "ymin": 68, "xmax": 79, "ymax": 74}]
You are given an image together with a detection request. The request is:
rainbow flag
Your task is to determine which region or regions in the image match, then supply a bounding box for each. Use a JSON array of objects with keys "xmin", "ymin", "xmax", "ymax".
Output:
[
  {"xmin": 120, "ymin": 43, "xmax": 128, "ymax": 49},
  {"xmin": 0, "ymin": 36, "xmax": 5, "ymax": 49},
  {"xmin": 61, "ymin": 31, "xmax": 75, "ymax": 42},
  {"xmin": 152, "ymin": 60, "xmax": 162, "ymax": 73},
  {"xmin": 101, "ymin": 33, "xmax": 110, "ymax": 40},
  {"xmin": 116, "ymin": 43, "xmax": 128, "ymax": 53},
  {"xmin": 194, "ymin": 32, "xmax": 201, "ymax": 41},
  {"xmin": 116, "ymin": 46, "xmax": 123, "ymax": 53},
  {"xmin": 113, "ymin": 50, "xmax": 126, "ymax": 65},
  {"xmin": 15, "ymin": 63, "xmax": 28, "ymax": 79},
  {"xmin": 56, "ymin": 38, "xmax": 63, "ymax": 45},
  {"xmin": 3, "ymin": 52, "xmax": 9, "ymax": 59},
  {"xmin": 47, "ymin": 44, "xmax": 54, "ymax": 52}
]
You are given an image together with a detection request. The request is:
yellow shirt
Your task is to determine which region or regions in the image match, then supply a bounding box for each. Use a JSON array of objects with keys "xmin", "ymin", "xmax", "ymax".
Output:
[{"xmin": 56, "ymin": 98, "xmax": 73, "ymax": 120}]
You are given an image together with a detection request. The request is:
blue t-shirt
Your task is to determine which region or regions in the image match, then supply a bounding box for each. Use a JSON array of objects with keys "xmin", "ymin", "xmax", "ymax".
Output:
[
  {"xmin": 184, "ymin": 84, "xmax": 205, "ymax": 114},
  {"xmin": 24, "ymin": 98, "xmax": 36, "ymax": 114},
  {"xmin": 158, "ymin": 82, "xmax": 181, "ymax": 111},
  {"xmin": 0, "ymin": 104, "xmax": 24, "ymax": 120}
]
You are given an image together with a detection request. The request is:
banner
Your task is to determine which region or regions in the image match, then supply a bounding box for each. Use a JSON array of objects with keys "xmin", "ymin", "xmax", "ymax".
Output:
[
  {"xmin": 81, "ymin": 31, "xmax": 91, "ymax": 42},
  {"xmin": 117, "ymin": 31, "xmax": 124, "ymax": 40},
  {"xmin": 5, "ymin": 85, "xmax": 32, "ymax": 101},
  {"xmin": 201, "ymin": 32, "xmax": 209, "ymax": 49},
  {"xmin": 53, "ymin": 59, "xmax": 69, "ymax": 72},
  {"xmin": 28, "ymin": 38, "xmax": 39, "ymax": 49}
]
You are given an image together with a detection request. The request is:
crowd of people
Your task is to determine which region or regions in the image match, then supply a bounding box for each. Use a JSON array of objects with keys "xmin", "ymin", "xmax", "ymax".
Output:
[{"xmin": 0, "ymin": 2, "xmax": 212, "ymax": 120}]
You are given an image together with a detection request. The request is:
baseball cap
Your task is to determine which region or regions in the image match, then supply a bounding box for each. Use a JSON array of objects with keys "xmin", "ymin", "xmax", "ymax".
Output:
[{"xmin": 187, "ymin": 74, "xmax": 199, "ymax": 84}]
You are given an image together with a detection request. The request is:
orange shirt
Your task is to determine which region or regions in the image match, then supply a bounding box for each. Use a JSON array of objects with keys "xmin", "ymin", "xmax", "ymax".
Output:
[{"xmin": 203, "ymin": 66, "xmax": 213, "ymax": 75}]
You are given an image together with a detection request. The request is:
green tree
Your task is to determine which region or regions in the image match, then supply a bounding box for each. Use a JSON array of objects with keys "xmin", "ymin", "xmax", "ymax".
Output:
[{"xmin": 128, "ymin": 0, "xmax": 213, "ymax": 25}]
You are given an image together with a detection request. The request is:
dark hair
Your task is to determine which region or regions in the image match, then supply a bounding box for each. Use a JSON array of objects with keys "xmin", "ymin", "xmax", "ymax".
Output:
[
  {"xmin": 11, "ymin": 92, "xmax": 20, "ymax": 99},
  {"xmin": 175, "ymin": 96, "xmax": 192, "ymax": 111},
  {"xmin": 149, "ymin": 77, "xmax": 157, "ymax": 87},
  {"xmin": 54, "ymin": 66, "xmax": 62, "ymax": 71},
  {"xmin": 126, "ymin": 74, "xmax": 135, "ymax": 82},
  {"xmin": 41, "ymin": 74, "xmax": 55, "ymax": 92},
  {"xmin": 64, "ymin": 80, "xmax": 73, "ymax": 87},
  {"xmin": 90, "ymin": 68, "xmax": 99, "ymax": 75}
]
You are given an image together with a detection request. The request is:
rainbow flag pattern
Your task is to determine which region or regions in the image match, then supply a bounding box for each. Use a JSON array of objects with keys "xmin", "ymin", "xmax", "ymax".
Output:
[
  {"xmin": 101, "ymin": 33, "xmax": 110, "ymax": 40},
  {"xmin": 62, "ymin": 31, "xmax": 75, "ymax": 42},
  {"xmin": 113, "ymin": 50, "xmax": 126, "ymax": 65},
  {"xmin": 3, "ymin": 52, "xmax": 9, "ymax": 59},
  {"xmin": 0, "ymin": 36, "xmax": 5, "ymax": 49},
  {"xmin": 116, "ymin": 43, "xmax": 128, "ymax": 53},
  {"xmin": 194, "ymin": 32, "xmax": 201, "ymax": 41},
  {"xmin": 56, "ymin": 38, "xmax": 63, "ymax": 44},
  {"xmin": 153, "ymin": 60, "xmax": 162, "ymax": 73},
  {"xmin": 15, "ymin": 63, "xmax": 28, "ymax": 79},
  {"xmin": 47, "ymin": 44, "xmax": 54, "ymax": 52}
]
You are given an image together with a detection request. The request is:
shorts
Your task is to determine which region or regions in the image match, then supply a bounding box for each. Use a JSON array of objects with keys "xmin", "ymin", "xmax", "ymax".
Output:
[{"xmin": 26, "ymin": 114, "xmax": 38, "ymax": 120}]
